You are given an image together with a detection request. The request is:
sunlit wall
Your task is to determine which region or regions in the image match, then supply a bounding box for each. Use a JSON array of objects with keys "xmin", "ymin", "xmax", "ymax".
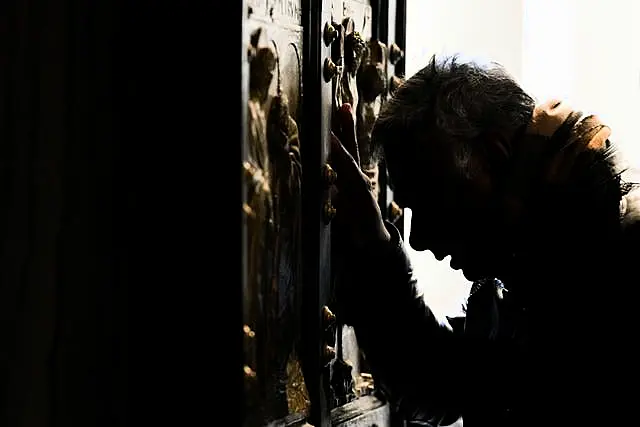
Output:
[{"xmin": 522, "ymin": 0, "xmax": 640, "ymax": 165}]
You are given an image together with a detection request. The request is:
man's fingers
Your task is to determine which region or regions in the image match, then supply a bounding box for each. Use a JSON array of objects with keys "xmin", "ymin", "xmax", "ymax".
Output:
[
  {"xmin": 335, "ymin": 103, "xmax": 360, "ymax": 166},
  {"xmin": 330, "ymin": 132, "xmax": 367, "ymax": 184},
  {"xmin": 330, "ymin": 133, "xmax": 375, "ymax": 198},
  {"xmin": 330, "ymin": 132, "xmax": 358, "ymax": 173}
]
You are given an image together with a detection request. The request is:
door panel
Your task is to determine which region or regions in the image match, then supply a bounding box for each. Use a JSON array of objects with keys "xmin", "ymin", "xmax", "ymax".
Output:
[
  {"xmin": 241, "ymin": 1, "xmax": 406, "ymax": 425},
  {"xmin": 242, "ymin": 2, "xmax": 308, "ymax": 425}
]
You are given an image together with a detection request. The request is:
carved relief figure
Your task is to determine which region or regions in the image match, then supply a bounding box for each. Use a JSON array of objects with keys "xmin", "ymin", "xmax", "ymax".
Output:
[
  {"xmin": 265, "ymin": 41, "xmax": 309, "ymax": 417},
  {"xmin": 244, "ymin": 26, "xmax": 309, "ymax": 423},
  {"xmin": 335, "ymin": 18, "xmax": 366, "ymax": 125},
  {"xmin": 244, "ymin": 27, "xmax": 277, "ymax": 425},
  {"xmin": 356, "ymin": 39, "xmax": 388, "ymax": 202}
]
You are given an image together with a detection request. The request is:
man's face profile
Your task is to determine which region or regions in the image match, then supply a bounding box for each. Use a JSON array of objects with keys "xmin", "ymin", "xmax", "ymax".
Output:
[
  {"xmin": 373, "ymin": 55, "xmax": 541, "ymax": 281},
  {"xmin": 388, "ymin": 133, "xmax": 505, "ymax": 281}
]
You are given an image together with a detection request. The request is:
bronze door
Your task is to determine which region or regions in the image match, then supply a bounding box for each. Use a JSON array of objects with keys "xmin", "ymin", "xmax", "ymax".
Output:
[{"xmin": 241, "ymin": 1, "xmax": 406, "ymax": 426}]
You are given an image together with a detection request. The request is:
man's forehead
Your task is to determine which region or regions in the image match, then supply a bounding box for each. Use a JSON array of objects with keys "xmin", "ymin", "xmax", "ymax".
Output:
[
  {"xmin": 384, "ymin": 132, "xmax": 459, "ymax": 202},
  {"xmin": 388, "ymin": 166, "xmax": 449, "ymax": 208}
]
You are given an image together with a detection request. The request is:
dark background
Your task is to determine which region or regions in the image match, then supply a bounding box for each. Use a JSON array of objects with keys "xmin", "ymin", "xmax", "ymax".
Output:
[{"xmin": 0, "ymin": 1, "xmax": 240, "ymax": 426}]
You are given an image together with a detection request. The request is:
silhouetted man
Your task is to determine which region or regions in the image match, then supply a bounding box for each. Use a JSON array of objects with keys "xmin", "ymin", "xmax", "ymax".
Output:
[{"xmin": 331, "ymin": 55, "xmax": 640, "ymax": 426}]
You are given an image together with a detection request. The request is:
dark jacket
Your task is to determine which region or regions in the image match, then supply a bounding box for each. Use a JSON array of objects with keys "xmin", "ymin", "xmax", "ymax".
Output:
[{"xmin": 340, "ymin": 183, "xmax": 640, "ymax": 426}]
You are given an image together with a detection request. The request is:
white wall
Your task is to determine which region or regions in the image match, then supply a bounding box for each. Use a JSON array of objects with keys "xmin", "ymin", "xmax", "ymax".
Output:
[
  {"xmin": 406, "ymin": 0, "xmax": 524, "ymax": 81},
  {"xmin": 521, "ymin": 0, "xmax": 576, "ymax": 102},
  {"xmin": 403, "ymin": 209, "xmax": 470, "ymax": 321},
  {"xmin": 522, "ymin": 0, "xmax": 640, "ymax": 164}
]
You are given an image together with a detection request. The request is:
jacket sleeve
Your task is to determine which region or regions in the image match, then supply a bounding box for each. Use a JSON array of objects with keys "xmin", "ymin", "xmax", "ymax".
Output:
[{"xmin": 337, "ymin": 221, "xmax": 466, "ymax": 425}]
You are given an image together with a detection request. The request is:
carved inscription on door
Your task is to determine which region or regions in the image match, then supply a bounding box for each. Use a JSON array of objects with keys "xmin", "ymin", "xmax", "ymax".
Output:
[{"xmin": 242, "ymin": 3, "xmax": 309, "ymax": 425}]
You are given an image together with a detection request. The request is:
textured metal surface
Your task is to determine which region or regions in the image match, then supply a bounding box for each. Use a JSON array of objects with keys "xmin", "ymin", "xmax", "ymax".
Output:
[
  {"xmin": 241, "ymin": 1, "xmax": 405, "ymax": 426},
  {"xmin": 243, "ymin": 1, "xmax": 308, "ymax": 425}
]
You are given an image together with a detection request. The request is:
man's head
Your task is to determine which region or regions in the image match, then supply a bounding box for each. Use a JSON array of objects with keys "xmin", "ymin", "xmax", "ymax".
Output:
[
  {"xmin": 371, "ymin": 55, "xmax": 623, "ymax": 282},
  {"xmin": 371, "ymin": 55, "xmax": 536, "ymax": 279}
]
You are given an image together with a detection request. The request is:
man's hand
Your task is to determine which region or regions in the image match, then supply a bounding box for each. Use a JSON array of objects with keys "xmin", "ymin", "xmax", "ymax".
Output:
[{"xmin": 330, "ymin": 103, "xmax": 391, "ymax": 248}]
